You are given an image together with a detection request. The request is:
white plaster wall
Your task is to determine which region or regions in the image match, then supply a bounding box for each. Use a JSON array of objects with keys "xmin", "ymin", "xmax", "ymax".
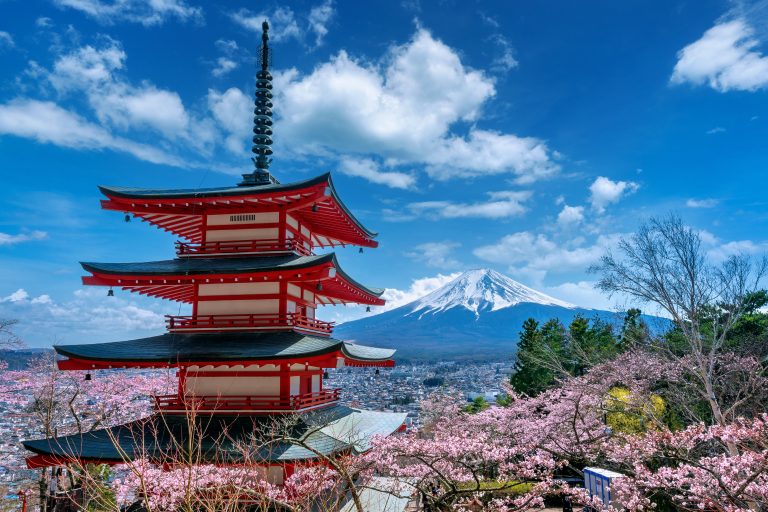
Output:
[
  {"xmin": 205, "ymin": 227, "xmax": 280, "ymax": 242},
  {"xmin": 196, "ymin": 299, "xmax": 279, "ymax": 315},
  {"xmin": 198, "ymin": 282, "xmax": 278, "ymax": 296},
  {"xmin": 185, "ymin": 376, "xmax": 280, "ymax": 396}
]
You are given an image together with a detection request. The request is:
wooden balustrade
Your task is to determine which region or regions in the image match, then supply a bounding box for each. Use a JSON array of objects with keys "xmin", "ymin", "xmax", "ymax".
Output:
[
  {"xmin": 165, "ymin": 313, "xmax": 334, "ymax": 335},
  {"xmin": 176, "ymin": 238, "xmax": 312, "ymax": 257},
  {"xmin": 153, "ymin": 389, "xmax": 341, "ymax": 413}
]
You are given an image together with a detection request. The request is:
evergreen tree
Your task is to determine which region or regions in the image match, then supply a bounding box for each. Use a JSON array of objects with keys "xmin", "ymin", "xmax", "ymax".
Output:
[{"xmin": 510, "ymin": 318, "xmax": 568, "ymax": 395}]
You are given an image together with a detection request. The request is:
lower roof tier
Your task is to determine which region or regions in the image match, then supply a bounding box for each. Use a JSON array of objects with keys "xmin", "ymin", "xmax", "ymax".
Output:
[
  {"xmin": 81, "ymin": 252, "xmax": 384, "ymax": 305},
  {"xmin": 54, "ymin": 331, "xmax": 396, "ymax": 370},
  {"xmin": 24, "ymin": 405, "xmax": 407, "ymax": 468}
]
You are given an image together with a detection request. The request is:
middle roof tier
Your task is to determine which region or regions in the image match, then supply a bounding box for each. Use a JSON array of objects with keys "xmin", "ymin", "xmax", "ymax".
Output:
[{"xmin": 81, "ymin": 252, "xmax": 384, "ymax": 305}]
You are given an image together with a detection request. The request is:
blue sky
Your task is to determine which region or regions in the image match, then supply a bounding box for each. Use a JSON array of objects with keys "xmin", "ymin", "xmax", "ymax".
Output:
[{"xmin": 1, "ymin": 0, "xmax": 767, "ymax": 347}]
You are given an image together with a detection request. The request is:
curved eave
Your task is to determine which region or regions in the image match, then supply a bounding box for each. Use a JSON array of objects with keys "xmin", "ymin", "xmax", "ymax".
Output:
[
  {"xmin": 53, "ymin": 332, "xmax": 395, "ymax": 370},
  {"xmin": 99, "ymin": 173, "xmax": 378, "ymax": 247},
  {"xmin": 23, "ymin": 407, "xmax": 406, "ymax": 468},
  {"xmin": 80, "ymin": 253, "xmax": 385, "ymax": 305}
]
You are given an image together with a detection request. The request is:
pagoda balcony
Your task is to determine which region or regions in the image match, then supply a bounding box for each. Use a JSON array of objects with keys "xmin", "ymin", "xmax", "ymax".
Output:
[
  {"xmin": 175, "ymin": 239, "xmax": 312, "ymax": 257},
  {"xmin": 153, "ymin": 389, "xmax": 341, "ymax": 413},
  {"xmin": 165, "ymin": 313, "xmax": 335, "ymax": 335}
]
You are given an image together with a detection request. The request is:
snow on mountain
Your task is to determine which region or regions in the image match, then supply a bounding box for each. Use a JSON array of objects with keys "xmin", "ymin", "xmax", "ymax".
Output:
[
  {"xmin": 335, "ymin": 268, "xmax": 665, "ymax": 360},
  {"xmin": 409, "ymin": 268, "xmax": 577, "ymax": 318}
]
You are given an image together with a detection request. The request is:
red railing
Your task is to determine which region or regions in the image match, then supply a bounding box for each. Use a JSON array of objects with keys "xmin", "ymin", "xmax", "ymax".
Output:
[
  {"xmin": 165, "ymin": 313, "xmax": 335, "ymax": 335},
  {"xmin": 153, "ymin": 389, "xmax": 341, "ymax": 412},
  {"xmin": 176, "ymin": 238, "xmax": 312, "ymax": 257}
]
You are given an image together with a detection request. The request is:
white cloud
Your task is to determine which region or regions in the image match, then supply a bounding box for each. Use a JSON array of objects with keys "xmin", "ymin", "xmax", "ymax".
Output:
[
  {"xmin": 0, "ymin": 31, "xmax": 14, "ymax": 48},
  {"xmin": 0, "ymin": 230, "xmax": 48, "ymax": 246},
  {"xmin": 2, "ymin": 289, "xmax": 30, "ymax": 302},
  {"xmin": 338, "ymin": 157, "xmax": 416, "ymax": 189},
  {"xmin": 380, "ymin": 272, "xmax": 461, "ymax": 312},
  {"xmin": 53, "ymin": 0, "xmax": 203, "ymax": 26},
  {"xmin": 48, "ymin": 42, "xmax": 194, "ymax": 139},
  {"xmin": 707, "ymin": 238, "xmax": 768, "ymax": 263},
  {"xmin": 542, "ymin": 281, "xmax": 615, "ymax": 311},
  {"xmin": 212, "ymin": 57, "xmax": 238, "ymax": 77},
  {"xmin": 671, "ymin": 18, "xmax": 768, "ymax": 92},
  {"xmin": 0, "ymin": 287, "xmax": 170, "ymax": 345},
  {"xmin": 308, "ymin": 0, "xmax": 335, "ymax": 47},
  {"xmin": 473, "ymin": 231, "xmax": 622, "ymax": 284},
  {"xmin": 408, "ymin": 190, "xmax": 532, "ymax": 219},
  {"xmin": 231, "ymin": 7, "xmax": 302, "ymax": 43},
  {"xmin": 557, "ymin": 205, "xmax": 584, "ymax": 226},
  {"xmin": 686, "ymin": 198, "xmax": 719, "ymax": 208},
  {"xmin": 490, "ymin": 34, "xmax": 518, "ymax": 73},
  {"xmin": 274, "ymin": 29, "xmax": 559, "ymax": 182},
  {"xmin": 405, "ymin": 242, "xmax": 461, "ymax": 269},
  {"xmin": 706, "ymin": 126, "xmax": 726, "ymax": 134},
  {"xmin": 207, "ymin": 87, "xmax": 251, "ymax": 154},
  {"xmin": 36, "ymin": 17, "xmax": 53, "ymax": 27},
  {"xmin": 0, "ymin": 99, "xmax": 184, "ymax": 166},
  {"xmin": 588, "ymin": 176, "xmax": 639, "ymax": 213}
]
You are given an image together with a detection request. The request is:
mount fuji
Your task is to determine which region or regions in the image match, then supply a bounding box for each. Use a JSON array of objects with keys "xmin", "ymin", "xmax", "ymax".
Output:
[{"xmin": 335, "ymin": 269, "xmax": 648, "ymax": 361}]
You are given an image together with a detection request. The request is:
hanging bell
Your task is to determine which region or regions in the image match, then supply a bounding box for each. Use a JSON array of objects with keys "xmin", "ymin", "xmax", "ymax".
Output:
[
  {"xmin": 107, "ymin": 287, "xmax": 114, "ymax": 297},
  {"xmin": 359, "ymin": 247, "xmax": 363, "ymax": 254},
  {"xmin": 124, "ymin": 214, "xmax": 131, "ymax": 222},
  {"xmin": 375, "ymin": 368, "xmax": 380, "ymax": 376},
  {"xmin": 316, "ymin": 283, "xmax": 323, "ymax": 291},
  {"xmin": 323, "ymin": 370, "xmax": 329, "ymax": 380},
  {"xmin": 312, "ymin": 204, "xmax": 319, "ymax": 212},
  {"xmin": 366, "ymin": 306, "xmax": 371, "ymax": 313},
  {"xmin": 84, "ymin": 373, "xmax": 92, "ymax": 381}
]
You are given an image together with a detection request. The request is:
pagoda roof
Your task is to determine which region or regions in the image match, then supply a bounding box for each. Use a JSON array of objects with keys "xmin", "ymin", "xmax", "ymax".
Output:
[
  {"xmin": 23, "ymin": 406, "xmax": 407, "ymax": 467},
  {"xmin": 81, "ymin": 253, "xmax": 384, "ymax": 305},
  {"xmin": 99, "ymin": 173, "xmax": 378, "ymax": 247},
  {"xmin": 54, "ymin": 331, "xmax": 395, "ymax": 370}
]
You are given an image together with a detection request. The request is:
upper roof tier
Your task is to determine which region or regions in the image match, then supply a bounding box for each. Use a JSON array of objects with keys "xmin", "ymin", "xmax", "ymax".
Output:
[
  {"xmin": 100, "ymin": 173, "xmax": 378, "ymax": 248},
  {"xmin": 81, "ymin": 252, "xmax": 385, "ymax": 305}
]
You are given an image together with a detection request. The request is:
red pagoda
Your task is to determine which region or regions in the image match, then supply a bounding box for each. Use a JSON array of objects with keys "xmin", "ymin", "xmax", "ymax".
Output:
[{"xmin": 23, "ymin": 22, "xmax": 406, "ymax": 483}]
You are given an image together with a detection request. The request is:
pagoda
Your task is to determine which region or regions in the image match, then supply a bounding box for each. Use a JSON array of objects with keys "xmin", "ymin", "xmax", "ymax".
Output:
[{"xmin": 23, "ymin": 22, "xmax": 406, "ymax": 484}]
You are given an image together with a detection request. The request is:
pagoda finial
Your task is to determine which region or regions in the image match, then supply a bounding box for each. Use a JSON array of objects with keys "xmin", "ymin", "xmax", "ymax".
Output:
[{"xmin": 239, "ymin": 20, "xmax": 278, "ymax": 186}]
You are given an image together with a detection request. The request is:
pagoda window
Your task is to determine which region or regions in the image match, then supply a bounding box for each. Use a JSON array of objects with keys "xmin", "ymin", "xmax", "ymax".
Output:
[{"xmin": 207, "ymin": 212, "xmax": 278, "ymax": 226}]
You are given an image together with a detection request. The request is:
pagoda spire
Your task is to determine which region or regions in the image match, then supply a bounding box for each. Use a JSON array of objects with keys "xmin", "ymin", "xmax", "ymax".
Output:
[{"xmin": 240, "ymin": 20, "xmax": 278, "ymax": 186}]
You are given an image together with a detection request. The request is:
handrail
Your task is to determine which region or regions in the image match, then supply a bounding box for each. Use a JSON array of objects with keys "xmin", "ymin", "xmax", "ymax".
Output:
[
  {"xmin": 165, "ymin": 312, "xmax": 335, "ymax": 335},
  {"xmin": 176, "ymin": 238, "xmax": 312, "ymax": 257},
  {"xmin": 153, "ymin": 389, "xmax": 341, "ymax": 412}
]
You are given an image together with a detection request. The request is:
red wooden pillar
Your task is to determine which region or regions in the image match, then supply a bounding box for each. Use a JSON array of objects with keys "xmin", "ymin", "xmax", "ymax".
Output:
[{"xmin": 279, "ymin": 363, "xmax": 290, "ymax": 401}]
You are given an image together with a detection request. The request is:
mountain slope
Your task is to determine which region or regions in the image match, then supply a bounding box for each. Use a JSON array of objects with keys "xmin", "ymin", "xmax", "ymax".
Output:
[{"xmin": 335, "ymin": 269, "xmax": 660, "ymax": 361}]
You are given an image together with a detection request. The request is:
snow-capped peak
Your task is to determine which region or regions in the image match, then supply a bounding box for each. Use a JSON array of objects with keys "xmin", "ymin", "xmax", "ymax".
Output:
[{"xmin": 409, "ymin": 268, "xmax": 577, "ymax": 317}]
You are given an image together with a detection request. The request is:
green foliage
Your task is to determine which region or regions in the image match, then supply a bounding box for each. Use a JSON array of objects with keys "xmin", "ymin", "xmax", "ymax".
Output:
[
  {"xmin": 463, "ymin": 396, "xmax": 490, "ymax": 414},
  {"xmin": 511, "ymin": 314, "xmax": 632, "ymax": 395}
]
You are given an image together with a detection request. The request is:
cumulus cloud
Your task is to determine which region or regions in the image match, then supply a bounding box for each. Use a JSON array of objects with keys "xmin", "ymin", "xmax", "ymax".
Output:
[
  {"xmin": 686, "ymin": 198, "xmax": 719, "ymax": 208},
  {"xmin": 212, "ymin": 57, "xmax": 237, "ymax": 78},
  {"xmin": 557, "ymin": 205, "xmax": 585, "ymax": 226},
  {"xmin": 273, "ymin": 29, "xmax": 559, "ymax": 182},
  {"xmin": 588, "ymin": 176, "xmax": 639, "ymax": 213},
  {"xmin": 671, "ymin": 18, "xmax": 768, "ymax": 92},
  {"xmin": 231, "ymin": 6, "xmax": 302, "ymax": 43},
  {"xmin": 380, "ymin": 272, "xmax": 461, "ymax": 312},
  {"xmin": 0, "ymin": 31, "xmax": 14, "ymax": 48},
  {"xmin": 308, "ymin": 0, "xmax": 335, "ymax": 47},
  {"xmin": 207, "ymin": 87, "xmax": 251, "ymax": 154},
  {"xmin": 473, "ymin": 231, "xmax": 622, "ymax": 284},
  {"xmin": 408, "ymin": 190, "xmax": 532, "ymax": 219},
  {"xmin": 0, "ymin": 230, "xmax": 48, "ymax": 246},
  {"xmin": 52, "ymin": 0, "xmax": 203, "ymax": 26},
  {"xmin": 0, "ymin": 99, "xmax": 184, "ymax": 166},
  {"xmin": 405, "ymin": 242, "xmax": 462, "ymax": 269},
  {"xmin": 338, "ymin": 157, "xmax": 416, "ymax": 189},
  {"xmin": 0, "ymin": 287, "xmax": 169, "ymax": 345}
]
